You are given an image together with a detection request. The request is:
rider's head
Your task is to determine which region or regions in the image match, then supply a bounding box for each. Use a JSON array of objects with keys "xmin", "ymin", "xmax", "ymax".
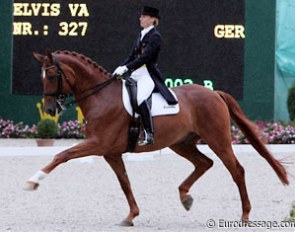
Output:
[{"xmin": 140, "ymin": 6, "xmax": 160, "ymax": 28}]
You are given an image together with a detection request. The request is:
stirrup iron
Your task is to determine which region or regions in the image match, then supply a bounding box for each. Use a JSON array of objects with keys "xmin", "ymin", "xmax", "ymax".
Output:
[{"xmin": 138, "ymin": 130, "xmax": 154, "ymax": 146}]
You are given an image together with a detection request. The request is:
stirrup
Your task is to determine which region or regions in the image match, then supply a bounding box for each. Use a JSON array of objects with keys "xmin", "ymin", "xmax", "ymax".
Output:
[{"xmin": 138, "ymin": 130, "xmax": 154, "ymax": 146}]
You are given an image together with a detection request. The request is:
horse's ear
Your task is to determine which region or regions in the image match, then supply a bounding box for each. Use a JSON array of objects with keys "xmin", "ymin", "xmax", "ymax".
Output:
[
  {"xmin": 45, "ymin": 49, "xmax": 54, "ymax": 64},
  {"xmin": 33, "ymin": 52, "xmax": 45, "ymax": 62}
]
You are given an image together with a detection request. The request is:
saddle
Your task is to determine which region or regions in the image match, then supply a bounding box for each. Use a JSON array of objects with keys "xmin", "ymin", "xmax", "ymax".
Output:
[{"xmin": 123, "ymin": 76, "xmax": 179, "ymax": 152}]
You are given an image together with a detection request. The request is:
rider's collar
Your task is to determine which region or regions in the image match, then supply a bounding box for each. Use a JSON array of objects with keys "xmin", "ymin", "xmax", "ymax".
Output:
[{"xmin": 140, "ymin": 25, "xmax": 154, "ymax": 40}]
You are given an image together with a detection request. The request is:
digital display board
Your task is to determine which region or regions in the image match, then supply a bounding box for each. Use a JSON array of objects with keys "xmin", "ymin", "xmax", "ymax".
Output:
[{"xmin": 13, "ymin": 0, "xmax": 245, "ymax": 99}]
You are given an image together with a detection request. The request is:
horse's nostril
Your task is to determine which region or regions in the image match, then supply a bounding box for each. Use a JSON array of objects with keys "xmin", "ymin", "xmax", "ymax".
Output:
[{"xmin": 45, "ymin": 108, "xmax": 56, "ymax": 116}]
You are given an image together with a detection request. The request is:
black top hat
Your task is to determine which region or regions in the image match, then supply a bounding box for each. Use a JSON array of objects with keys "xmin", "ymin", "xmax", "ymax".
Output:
[{"xmin": 141, "ymin": 6, "xmax": 160, "ymax": 19}]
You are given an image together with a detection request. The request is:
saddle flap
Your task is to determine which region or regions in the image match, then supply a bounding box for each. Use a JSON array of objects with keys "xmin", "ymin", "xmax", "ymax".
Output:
[{"xmin": 122, "ymin": 80, "xmax": 179, "ymax": 117}]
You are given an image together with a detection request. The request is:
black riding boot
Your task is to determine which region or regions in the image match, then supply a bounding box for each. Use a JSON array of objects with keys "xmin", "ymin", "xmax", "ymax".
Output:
[{"xmin": 138, "ymin": 100, "xmax": 154, "ymax": 146}]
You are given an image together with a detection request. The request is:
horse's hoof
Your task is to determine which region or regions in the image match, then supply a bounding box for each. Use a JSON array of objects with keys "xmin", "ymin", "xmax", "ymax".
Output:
[
  {"xmin": 119, "ymin": 219, "xmax": 134, "ymax": 227},
  {"xmin": 182, "ymin": 195, "xmax": 194, "ymax": 211},
  {"xmin": 23, "ymin": 181, "xmax": 39, "ymax": 191},
  {"xmin": 241, "ymin": 216, "xmax": 249, "ymax": 222}
]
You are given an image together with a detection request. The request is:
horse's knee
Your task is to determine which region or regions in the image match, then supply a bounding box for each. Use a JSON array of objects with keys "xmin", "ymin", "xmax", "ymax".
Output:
[{"xmin": 53, "ymin": 153, "xmax": 69, "ymax": 164}]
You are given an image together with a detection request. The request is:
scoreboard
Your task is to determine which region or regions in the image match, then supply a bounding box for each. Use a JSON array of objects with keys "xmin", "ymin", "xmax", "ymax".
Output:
[{"xmin": 12, "ymin": 0, "xmax": 245, "ymax": 99}]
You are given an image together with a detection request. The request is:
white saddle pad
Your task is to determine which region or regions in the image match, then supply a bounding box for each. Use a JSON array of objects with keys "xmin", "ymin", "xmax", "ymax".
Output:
[{"xmin": 122, "ymin": 80, "xmax": 179, "ymax": 117}]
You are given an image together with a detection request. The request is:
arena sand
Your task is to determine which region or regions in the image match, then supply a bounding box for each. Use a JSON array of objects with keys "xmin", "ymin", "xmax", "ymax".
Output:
[{"xmin": 0, "ymin": 140, "xmax": 294, "ymax": 232}]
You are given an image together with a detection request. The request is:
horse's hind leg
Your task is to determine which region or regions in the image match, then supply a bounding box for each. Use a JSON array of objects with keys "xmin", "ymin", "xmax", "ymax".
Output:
[
  {"xmin": 206, "ymin": 139, "xmax": 251, "ymax": 221},
  {"xmin": 170, "ymin": 139, "xmax": 213, "ymax": 211},
  {"xmin": 217, "ymin": 147, "xmax": 251, "ymax": 221}
]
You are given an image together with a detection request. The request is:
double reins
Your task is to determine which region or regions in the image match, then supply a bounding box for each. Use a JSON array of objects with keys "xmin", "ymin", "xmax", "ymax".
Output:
[
  {"xmin": 64, "ymin": 75, "xmax": 117, "ymax": 109},
  {"xmin": 43, "ymin": 56, "xmax": 117, "ymax": 110}
]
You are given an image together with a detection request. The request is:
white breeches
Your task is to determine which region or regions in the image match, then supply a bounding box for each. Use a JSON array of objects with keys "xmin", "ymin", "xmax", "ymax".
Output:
[{"xmin": 130, "ymin": 66, "xmax": 155, "ymax": 106}]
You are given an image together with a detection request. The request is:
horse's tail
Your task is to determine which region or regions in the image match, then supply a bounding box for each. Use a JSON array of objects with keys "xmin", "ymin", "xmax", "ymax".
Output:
[{"xmin": 216, "ymin": 90, "xmax": 289, "ymax": 185}]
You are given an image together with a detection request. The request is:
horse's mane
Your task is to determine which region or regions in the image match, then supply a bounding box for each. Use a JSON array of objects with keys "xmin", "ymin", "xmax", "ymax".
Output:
[{"xmin": 53, "ymin": 50, "xmax": 110, "ymax": 76}]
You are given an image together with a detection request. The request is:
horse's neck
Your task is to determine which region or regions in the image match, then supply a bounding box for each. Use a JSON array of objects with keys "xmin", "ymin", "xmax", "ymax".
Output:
[
  {"xmin": 74, "ymin": 71, "xmax": 123, "ymax": 121},
  {"xmin": 71, "ymin": 63, "xmax": 109, "ymax": 93},
  {"xmin": 59, "ymin": 54, "xmax": 123, "ymax": 121}
]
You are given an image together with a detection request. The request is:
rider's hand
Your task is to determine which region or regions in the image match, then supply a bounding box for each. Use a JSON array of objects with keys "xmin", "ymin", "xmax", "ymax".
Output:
[{"xmin": 112, "ymin": 65, "xmax": 128, "ymax": 76}]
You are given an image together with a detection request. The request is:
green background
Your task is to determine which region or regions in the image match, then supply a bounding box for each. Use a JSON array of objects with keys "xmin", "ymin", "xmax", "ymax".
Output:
[{"xmin": 0, "ymin": 0, "xmax": 276, "ymax": 124}]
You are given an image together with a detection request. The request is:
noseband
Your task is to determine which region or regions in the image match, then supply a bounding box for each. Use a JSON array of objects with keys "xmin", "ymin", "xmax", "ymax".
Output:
[
  {"xmin": 43, "ymin": 59, "xmax": 70, "ymax": 110},
  {"xmin": 42, "ymin": 56, "xmax": 117, "ymax": 110}
]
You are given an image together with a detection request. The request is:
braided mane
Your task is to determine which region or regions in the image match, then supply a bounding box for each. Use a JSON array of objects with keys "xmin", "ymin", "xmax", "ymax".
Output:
[{"xmin": 54, "ymin": 50, "xmax": 110, "ymax": 76}]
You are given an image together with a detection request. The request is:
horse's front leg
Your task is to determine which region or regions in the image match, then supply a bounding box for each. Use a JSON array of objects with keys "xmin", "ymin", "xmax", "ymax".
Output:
[
  {"xmin": 24, "ymin": 138, "xmax": 100, "ymax": 190},
  {"xmin": 104, "ymin": 155, "xmax": 139, "ymax": 226}
]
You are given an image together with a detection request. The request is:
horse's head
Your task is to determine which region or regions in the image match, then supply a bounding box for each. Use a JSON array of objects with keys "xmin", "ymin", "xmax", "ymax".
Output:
[{"xmin": 33, "ymin": 49, "xmax": 75, "ymax": 116}]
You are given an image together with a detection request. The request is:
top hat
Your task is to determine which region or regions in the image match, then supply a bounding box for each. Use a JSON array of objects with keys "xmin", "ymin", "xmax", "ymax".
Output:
[{"xmin": 141, "ymin": 6, "xmax": 160, "ymax": 19}]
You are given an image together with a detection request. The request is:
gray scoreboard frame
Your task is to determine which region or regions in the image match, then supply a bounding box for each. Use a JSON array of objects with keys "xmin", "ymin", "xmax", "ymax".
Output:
[{"xmin": 0, "ymin": 0, "xmax": 276, "ymax": 125}]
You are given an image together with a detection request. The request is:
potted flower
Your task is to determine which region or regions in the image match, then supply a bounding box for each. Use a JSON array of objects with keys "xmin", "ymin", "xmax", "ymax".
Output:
[
  {"xmin": 285, "ymin": 201, "xmax": 295, "ymax": 222},
  {"xmin": 35, "ymin": 119, "xmax": 58, "ymax": 146}
]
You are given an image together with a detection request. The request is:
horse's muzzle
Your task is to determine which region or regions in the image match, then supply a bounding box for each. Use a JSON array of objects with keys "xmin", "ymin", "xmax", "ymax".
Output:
[
  {"xmin": 45, "ymin": 100, "xmax": 61, "ymax": 116},
  {"xmin": 45, "ymin": 106, "xmax": 58, "ymax": 116}
]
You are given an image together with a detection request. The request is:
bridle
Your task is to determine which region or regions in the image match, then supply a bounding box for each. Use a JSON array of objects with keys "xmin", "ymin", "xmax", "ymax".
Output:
[
  {"xmin": 42, "ymin": 56, "xmax": 117, "ymax": 111},
  {"xmin": 43, "ymin": 60, "xmax": 71, "ymax": 110}
]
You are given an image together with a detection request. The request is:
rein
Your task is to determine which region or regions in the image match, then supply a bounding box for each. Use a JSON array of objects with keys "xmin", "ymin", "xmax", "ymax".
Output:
[
  {"xmin": 43, "ymin": 56, "xmax": 117, "ymax": 110},
  {"xmin": 65, "ymin": 75, "xmax": 117, "ymax": 108}
]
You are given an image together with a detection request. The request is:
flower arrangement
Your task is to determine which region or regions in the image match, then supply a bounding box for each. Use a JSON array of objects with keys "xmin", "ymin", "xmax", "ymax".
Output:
[
  {"xmin": 36, "ymin": 119, "xmax": 58, "ymax": 139},
  {"xmin": 230, "ymin": 121, "xmax": 295, "ymax": 144},
  {"xmin": 285, "ymin": 201, "xmax": 295, "ymax": 222},
  {"xmin": 199, "ymin": 121, "xmax": 295, "ymax": 144},
  {"xmin": 0, "ymin": 118, "xmax": 37, "ymax": 138},
  {"xmin": 57, "ymin": 120, "xmax": 86, "ymax": 139},
  {"xmin": 0, "ymin": 118, "xmax": 85, "ymax": 139},
  {"xmin": 2, "ymin": 118, "xmax": 295, "ymax": 143}
]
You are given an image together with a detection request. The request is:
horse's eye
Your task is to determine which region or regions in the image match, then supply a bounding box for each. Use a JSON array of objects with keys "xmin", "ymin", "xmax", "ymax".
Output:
[{"xmin": 48, "ymin": 75, "xmax": 57, "ymax": 81}]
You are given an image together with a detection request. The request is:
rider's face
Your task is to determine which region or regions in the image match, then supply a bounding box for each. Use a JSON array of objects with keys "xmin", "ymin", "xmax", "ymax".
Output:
[{"xmin": 139, "ymin": 15, "xmax": 155, "ymax": 28}]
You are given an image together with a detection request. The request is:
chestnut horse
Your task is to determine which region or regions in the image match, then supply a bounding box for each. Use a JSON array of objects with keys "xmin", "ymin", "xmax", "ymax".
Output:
[{"xmin": 26, "ymin": 50, "xmax": 289, "ymax": 226}]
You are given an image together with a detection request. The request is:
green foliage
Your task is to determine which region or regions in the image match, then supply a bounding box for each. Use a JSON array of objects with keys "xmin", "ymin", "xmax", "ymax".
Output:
[
  {"xmin": 36, "ymin": 119, "xmax": 57, "ymax": 139},
  {"xmin": 285, "ymin": 201, "xmax": 295, "ymax": 222},
  {"xmin": 287, "ymin": 84, "xmax": 295, "ymax": 121}
]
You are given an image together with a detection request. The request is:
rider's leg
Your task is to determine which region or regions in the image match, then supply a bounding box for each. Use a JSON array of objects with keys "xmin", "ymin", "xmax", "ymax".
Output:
[
  {"xmin": 130, "ymin": 70, "xmax": 155, "ymax": 145},
  {"xmin": 138, "ymin": 100, "xmax": 154, "ymax": 145},
  {"xmin": 134, "ymin": 74, "xmax": 154, "ymax": 106}
]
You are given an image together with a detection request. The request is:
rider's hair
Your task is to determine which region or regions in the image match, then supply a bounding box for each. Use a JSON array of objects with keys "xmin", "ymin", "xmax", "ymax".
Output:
[{"xmin": 154, "ymin": 18, "xmax": 159, "ymax": 27}]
